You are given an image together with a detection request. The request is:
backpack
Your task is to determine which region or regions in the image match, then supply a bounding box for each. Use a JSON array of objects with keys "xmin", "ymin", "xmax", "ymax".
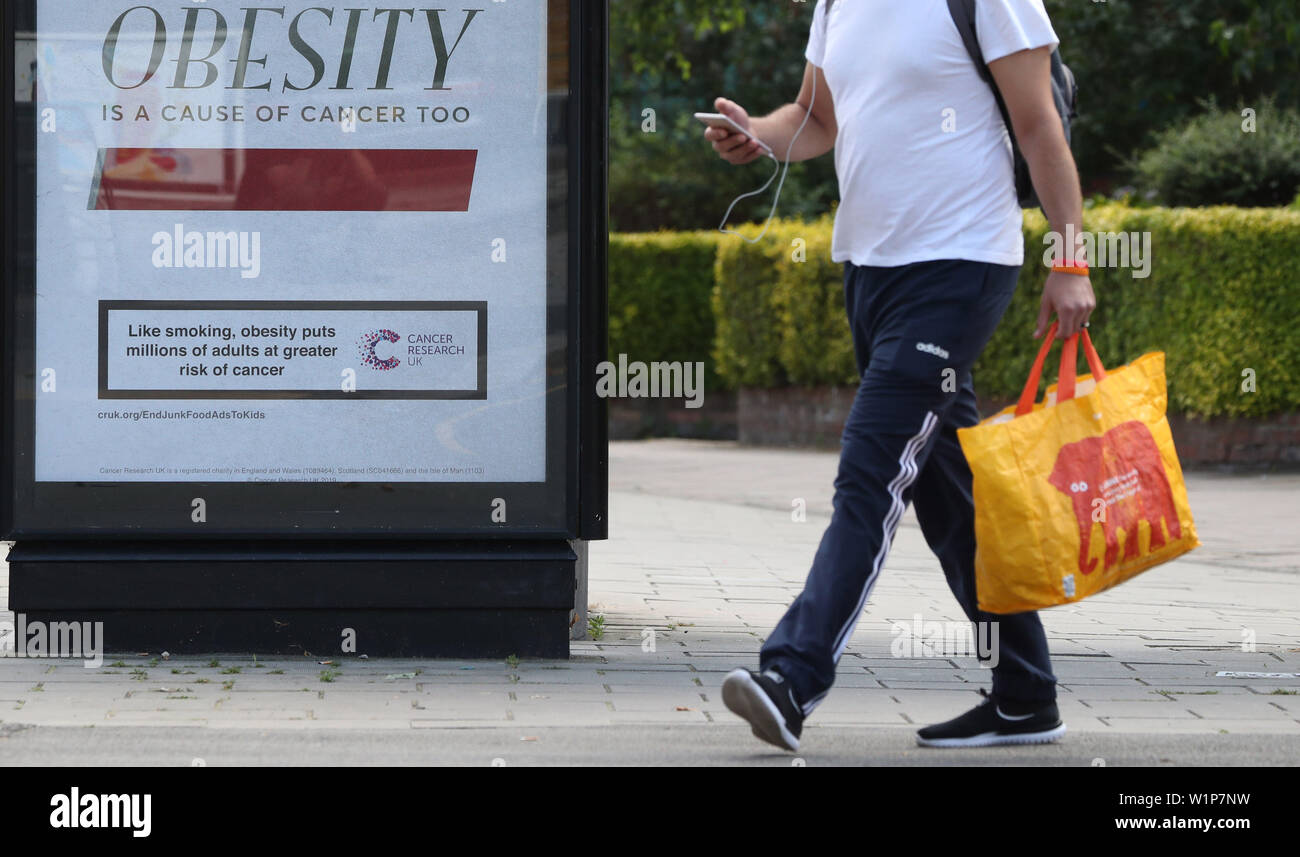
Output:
[{"xmin": 822, "ymin": 0, "xmax": 1079, "ymax": 209}]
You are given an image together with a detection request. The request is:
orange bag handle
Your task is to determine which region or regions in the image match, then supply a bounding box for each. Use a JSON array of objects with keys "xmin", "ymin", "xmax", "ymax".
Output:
[{"xmin": 1015, "ymin": 322, "xmax": 1109, "ymax": 417}]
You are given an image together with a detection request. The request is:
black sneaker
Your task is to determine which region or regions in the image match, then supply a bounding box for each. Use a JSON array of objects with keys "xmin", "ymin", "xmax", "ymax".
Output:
[
  {"xmin": 916, "ymin": 689, "xmax": 1065, "ymax": 748},
  {"xmin": 722, "ymin": 668, "xmax": 804, "ymax": 752}
]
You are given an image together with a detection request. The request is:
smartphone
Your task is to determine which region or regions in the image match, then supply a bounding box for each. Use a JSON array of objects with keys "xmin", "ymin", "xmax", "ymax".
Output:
[{"xmin": 694, "ymin": 112, "xmax": 774, "ymax": 155}]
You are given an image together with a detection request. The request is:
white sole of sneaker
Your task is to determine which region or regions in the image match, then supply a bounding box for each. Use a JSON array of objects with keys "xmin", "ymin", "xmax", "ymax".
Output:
[
  {"xmin": 721, "ymin": 668, "xmax": 800, "ymax": 752},
  {"xmin": 915, "ymin": 723, "xmax": 1067, "ymax": 749}
]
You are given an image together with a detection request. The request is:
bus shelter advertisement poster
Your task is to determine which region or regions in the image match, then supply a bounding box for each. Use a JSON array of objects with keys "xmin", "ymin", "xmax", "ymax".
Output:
[{"xmin": 33, "ymin": 1, "xmax": 550, "ymax": 484}]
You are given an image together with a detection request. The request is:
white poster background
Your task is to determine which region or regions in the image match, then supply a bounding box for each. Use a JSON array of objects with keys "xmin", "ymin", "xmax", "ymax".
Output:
[{"xmin": 35, "ymin": 1, "xmax": 550, "ymax": 483}]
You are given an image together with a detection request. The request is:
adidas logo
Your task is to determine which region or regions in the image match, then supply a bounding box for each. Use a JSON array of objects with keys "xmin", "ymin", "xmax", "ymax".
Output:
[{"xmin": 915, "ymin": 342, "xmax": 950, "ymax": 360}]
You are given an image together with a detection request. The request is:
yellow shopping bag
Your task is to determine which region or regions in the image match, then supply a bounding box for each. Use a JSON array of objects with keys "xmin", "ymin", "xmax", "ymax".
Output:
[{"xmin": 957, "ymin": 322, "xmax": 1200, "ymax": 614}]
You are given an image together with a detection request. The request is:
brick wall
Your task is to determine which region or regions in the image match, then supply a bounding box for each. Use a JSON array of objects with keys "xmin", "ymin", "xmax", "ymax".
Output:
[
  {"xmin": 608, "ymin": 392, "xmax": 739, "ymax": 441},
  {"xmin": 737, "ymin": 386, "xmax": 853, "ymax": 449},
  {"xmin": 1167, "ymin": 412, "xmax": 1300, "ymax": 467},
  {"xmin": 733, "ymin": 386, "xmax": 1300, "ymax": 468}
]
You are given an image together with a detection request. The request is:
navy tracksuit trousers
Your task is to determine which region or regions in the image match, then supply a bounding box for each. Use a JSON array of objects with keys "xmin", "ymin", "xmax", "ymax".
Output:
[{"xmin": 760, "ymin": 259, "xmax": 1058, "ymax": 716}]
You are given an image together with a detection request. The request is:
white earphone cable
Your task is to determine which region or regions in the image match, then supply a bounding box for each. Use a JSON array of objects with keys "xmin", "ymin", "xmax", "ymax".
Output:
[{"xmin": 718, "ymin": 66, "xmax": 820, "ymax": 244}]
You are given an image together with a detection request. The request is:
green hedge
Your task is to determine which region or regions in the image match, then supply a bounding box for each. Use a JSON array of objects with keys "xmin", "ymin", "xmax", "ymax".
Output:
[
  {"xmin": 986, "ymin": 205, "xmax": 1300, "ymax": 418},
  {"xmin": 611, "ymin": 205, "xmax": 1300, "ymax": 418},
  {"xmin": 608, "ymin": 230, "xmax": 722, "ymax": 388},
  {"xmin": 711, "ymin": 217, "xmax": 856, "ymax": 388}
]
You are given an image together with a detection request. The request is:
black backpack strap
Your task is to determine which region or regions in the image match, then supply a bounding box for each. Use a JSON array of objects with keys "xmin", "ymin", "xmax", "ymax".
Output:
[
  {"xmin": 946, "ymin": 0, "xmax": 1014, "ymax": 132},
  {"xmin": 947, "ymin": 0, "xmax": 988, "ymax": 83}
]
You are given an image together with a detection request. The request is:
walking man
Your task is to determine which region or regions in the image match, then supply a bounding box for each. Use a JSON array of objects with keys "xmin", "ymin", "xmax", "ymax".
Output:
[{"xmin": 706, "ymin": 0, "xmax": 1096, "ymax": 750}]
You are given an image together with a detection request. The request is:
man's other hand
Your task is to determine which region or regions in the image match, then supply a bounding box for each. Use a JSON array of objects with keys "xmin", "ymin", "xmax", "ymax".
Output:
[{"xmin": 1035, "ymin": 272, "xmax": 1097, "ymax": 339}]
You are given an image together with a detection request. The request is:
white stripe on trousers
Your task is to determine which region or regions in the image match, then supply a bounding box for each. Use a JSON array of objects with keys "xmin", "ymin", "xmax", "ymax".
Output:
[{"xmin": 800, "ymin": 410, "xmax": 940, "ymax": 716}]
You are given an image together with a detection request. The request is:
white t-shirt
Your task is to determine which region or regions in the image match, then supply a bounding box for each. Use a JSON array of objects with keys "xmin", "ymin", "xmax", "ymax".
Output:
[{"xmin": 805, "ymin": 0, "xmax": 1058, "ymax": 267}]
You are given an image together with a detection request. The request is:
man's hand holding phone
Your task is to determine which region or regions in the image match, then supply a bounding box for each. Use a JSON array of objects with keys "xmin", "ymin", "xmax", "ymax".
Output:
[{"xmin": 701, "ymin": 98, "xmax": 770, "ymax": 165}]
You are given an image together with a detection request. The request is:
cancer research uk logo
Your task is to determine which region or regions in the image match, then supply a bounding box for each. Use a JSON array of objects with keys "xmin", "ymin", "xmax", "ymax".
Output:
[
  {"xmin": 359, "ymin": 329, "xmax": 402, "ymax": 371},
  {"xmin": 358, "ymin": 328, "xmax": 468, "ymax": 371}
]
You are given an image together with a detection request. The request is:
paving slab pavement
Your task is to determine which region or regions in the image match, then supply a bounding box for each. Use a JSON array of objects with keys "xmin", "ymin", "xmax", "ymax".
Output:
[
  {"xmin": 0, "ymin": 724, "xmax": 1290, "ymax": 766},
  {"xmin": 1, "ymin": 439, "xmax": 1297, "ymax": 765}
]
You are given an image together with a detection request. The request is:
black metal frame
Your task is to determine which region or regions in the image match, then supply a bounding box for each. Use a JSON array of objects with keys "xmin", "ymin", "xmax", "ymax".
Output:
[
  {"xmin": 575, "ymin": 0, "xmax": 610, "ymax": 541},
  {"xmin": 1, "ymin": 0, "xmax": 608, "ymax": 542}
]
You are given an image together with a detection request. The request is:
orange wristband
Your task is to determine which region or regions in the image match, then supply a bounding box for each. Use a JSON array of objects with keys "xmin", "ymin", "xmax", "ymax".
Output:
[{"xmin": 1051, "ymin": 262, "xmax": 1090, "ymax": 276}]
